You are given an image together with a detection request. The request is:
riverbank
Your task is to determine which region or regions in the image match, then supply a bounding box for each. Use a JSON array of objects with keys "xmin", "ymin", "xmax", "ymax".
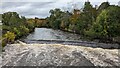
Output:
[
  {"xmin": 41, "ymin": 27, "xmax": 120, "ymax": 44},
  {"xmin": 59, "ymin": 28, "xmax": 120, "ymax": 44},
  {"xmin": 2, "ymin": 42, "xmax": 120, "ymax": 67}
]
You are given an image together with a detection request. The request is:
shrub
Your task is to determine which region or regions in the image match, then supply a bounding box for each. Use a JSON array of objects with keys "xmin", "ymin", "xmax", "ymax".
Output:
[{"xmin": 4, "ymin": 31, "xmax": 16, "ymax": 43}]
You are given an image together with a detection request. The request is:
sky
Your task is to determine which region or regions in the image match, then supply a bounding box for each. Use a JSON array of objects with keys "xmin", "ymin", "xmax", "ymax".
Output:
[{"xmin": 0, "ymin": 0, "xmax": 120, "ymax": 18}]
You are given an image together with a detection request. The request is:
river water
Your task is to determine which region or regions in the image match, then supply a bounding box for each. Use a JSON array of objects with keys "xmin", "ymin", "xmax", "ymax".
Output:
[
  {"xmin": 24, "ymin": 28, "xmax": 119, "ymax": 49},
  {"xmin": 25, "ymin": 28, "xmax": 81, "ymax": 41}
]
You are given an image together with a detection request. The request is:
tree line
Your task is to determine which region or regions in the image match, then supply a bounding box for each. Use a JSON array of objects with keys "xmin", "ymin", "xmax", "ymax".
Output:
[
  {"xmin": 1, "ymin": 1, "xmax": 120, "ymax": 47},
  {"xmin": 1, "ymin": 11, "xmax": 50, "ymax": 47},
  {"xmin": 2, "ymin": 12, "xmax": 36, "ymax": 47},
  {"xmin": 46, "ymin": 1, "xmax": 120, "ymax": 43}
]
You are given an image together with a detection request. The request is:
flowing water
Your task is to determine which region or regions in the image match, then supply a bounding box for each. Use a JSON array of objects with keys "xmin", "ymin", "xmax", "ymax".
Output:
[
  {"xmin": 25, "ymin": 28, "xmax": 81, "ymax": 41},
  {"xmin": 23, "ymin": 28, "xmax": 119, "ymax": 49}
]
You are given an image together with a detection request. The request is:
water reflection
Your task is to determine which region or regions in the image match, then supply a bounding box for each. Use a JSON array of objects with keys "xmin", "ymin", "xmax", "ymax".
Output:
[
  {"xmin": 25, "ymin": 28, "xmax": 81, "ymax": 41},
  {"xmin": 24, "ymin": 28, "xmax": 119, "ymax": 49}
]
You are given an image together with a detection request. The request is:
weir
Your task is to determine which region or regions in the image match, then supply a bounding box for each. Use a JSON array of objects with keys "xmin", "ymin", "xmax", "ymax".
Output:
[
  {"xmin": 22, "ymin": 28, "xmax": 120, "ymax": 49},
  {"xmin": 23, "ymin": 39, "xmax": 120, "ymax": 49}
]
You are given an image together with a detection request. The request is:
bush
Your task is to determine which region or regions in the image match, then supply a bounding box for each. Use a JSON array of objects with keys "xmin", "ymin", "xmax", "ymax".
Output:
[
  {"xmin": 86, "ymin": 6, "xmax": 120, "ymax": 39},
  {"xmin": 4, "ymin": 31, "xmax": 16, "ymax": 43}
]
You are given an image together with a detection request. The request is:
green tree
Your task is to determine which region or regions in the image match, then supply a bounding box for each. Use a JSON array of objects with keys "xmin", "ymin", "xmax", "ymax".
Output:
[
  {"xmin": 106, "ymin": 6, "xmax": 120, "ymax": 37},
  {"xmin": 97, "ymin": 2, "xmax": 110, "ymax": 14},
  {"xmin": 86, "ymin": 6, "xmax": 120, "ymax": 39},
  {"xmin": 60, "ymin": 11, "xmax": 71, "ymax": 30},
  {"xmin": 2, "ymin": 12, "xmax": 34, "ymax": 47},
  {"xmin": 48, "ymin": 8, "xmax": 63, "ymax": 29},
  {"xmin": 82, "ymin": 1, "xmax": 96, "ymax": 30},
  {"xmin": 2, "ymin": 12, "xmax": 20, "ymax": 26}
]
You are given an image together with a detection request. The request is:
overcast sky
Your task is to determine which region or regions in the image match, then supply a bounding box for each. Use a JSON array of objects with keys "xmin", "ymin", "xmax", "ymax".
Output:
[{"xmin": 0, "ymin": 0, "xmax": 120, "ymax": 18}]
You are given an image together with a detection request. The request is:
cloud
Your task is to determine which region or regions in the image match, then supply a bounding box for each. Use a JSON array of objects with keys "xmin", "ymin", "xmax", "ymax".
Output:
[
  {"xmin": 1, "ymin": 2, "xmax": 56, "ymax": 18},
  {"xmin": 1, "ymin": 0, "xmax": 119, "ymax": 18},
  {"xmin": 1, "ymin": 0, "xmax": 57, "ymax": 2},
  {"xmin": 1, "ymin": 0, "xmax": 120, "ymax": 2}
]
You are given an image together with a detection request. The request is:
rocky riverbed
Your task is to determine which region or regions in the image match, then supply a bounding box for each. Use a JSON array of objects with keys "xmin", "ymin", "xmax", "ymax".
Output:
[{"xmin": 1, "ymin": 42, "xmax": 120, "ymax": 67}]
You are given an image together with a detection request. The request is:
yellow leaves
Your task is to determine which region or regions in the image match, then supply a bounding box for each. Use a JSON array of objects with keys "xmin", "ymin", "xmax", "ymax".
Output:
[
  {"xmin": 4, "ymin": 31, "xmax": 16, "ymax": 42},
  {"xmin": 2, "ymin": 31, "xmax": 16, "ymax": 47}
]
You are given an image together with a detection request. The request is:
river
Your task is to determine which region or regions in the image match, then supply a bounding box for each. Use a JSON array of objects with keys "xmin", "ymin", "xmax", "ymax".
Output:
[
  {"xmin": 23, "ymin": 28, "xmax": 119, "ymax": 49},
  {"xmin": 25, "ymin": 28, "xmax": 81, "ymax": 41},
  {"xmin": 2, "ymin": 28, "xmax": 120, "ymax": 66}
]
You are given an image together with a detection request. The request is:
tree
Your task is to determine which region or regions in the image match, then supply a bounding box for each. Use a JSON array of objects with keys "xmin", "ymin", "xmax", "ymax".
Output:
[
  {"xmin": 48, "ymin": 8, "xmax": 63, "ymax": 29},
  {"xmin": 2, "ymin": 12, "xmax": 34, "ymax": 47},
  {"xmin": 83, "ymin": 1, "xmax": 93, "ymax": 12},
  {"xmin": 60, "ymin": 11, "xmax": 71, "ymax": 30},
  {"xmin": 86, "ymin": 5, "xmax": 120, "ymax": 39},
  {"xmin": 106, "ymin": 6, "xmax": 120, "ymax": 37},
  {"xmin": 97, "ymin": 2, "xmax": 110, "ymax": 14},
  {"xmin": 82, "ymin": 1, "xmax": 96, "ymax": 30}
]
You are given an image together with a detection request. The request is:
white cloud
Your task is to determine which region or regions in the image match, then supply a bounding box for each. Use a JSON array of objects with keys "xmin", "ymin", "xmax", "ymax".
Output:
[
  {"xmin": 1, "ymin": 0, "xmax": 119, "ymax": 18},
  {"xmin": 1, "ymin": 0, "xmax": 55, "ymax": 2},
  {"xmin": 2, "ymin": 0, "xmax": 120, "ymax": 2}
]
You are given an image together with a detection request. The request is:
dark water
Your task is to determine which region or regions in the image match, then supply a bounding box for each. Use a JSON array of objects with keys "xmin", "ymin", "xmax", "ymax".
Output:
[{"xmin": 24, "ymin": 28, "xmax": 119, "ymax": 49}]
